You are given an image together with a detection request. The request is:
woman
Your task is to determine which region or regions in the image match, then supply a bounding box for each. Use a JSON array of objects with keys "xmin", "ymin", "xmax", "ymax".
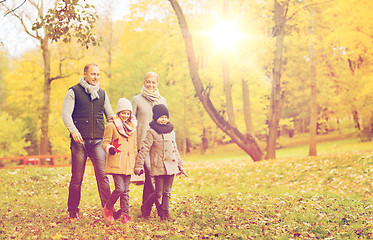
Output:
[{"xmin": 131, "ymin": 72, "xmax": 167, "ymax": 216}]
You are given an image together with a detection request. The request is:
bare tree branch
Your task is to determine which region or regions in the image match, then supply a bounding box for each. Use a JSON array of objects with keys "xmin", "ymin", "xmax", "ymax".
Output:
[
  {"xmin": 15, "ymin": 13, "xmax": 39, "ymax": 40},
  {"xmin": 288, "ymin": 0, "xmax": 333, "ymax": 21},
  {"xmin": 4, "ymin": 0, "xmax": 27, "ymax": 16},
  {"xmin": 50, "ymin": 73, "xmax": 75, "ymax": 82},
  {"xmin": 1, "ymin": 1, "xmax": 39, "ymax": 40}
]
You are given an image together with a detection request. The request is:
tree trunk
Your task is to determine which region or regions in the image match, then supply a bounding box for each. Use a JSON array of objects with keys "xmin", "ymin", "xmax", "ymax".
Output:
[
  {"xmin": 308, "ymin": 6, "xmax": 317, "ymax": 156},
  {"xmin": 223, "ymin": 54, "xmax": 236, "ymax": 127},
  {"xmin": 201, "ymin": 128, "xmax": 208, "ymax": 153},
  {"xmin": 222, "ymin": 0, "xmax": 236, "ymax": 127},
  {"xmin": 266, "ymin": 0, "xmax": 288, "ymax": 159},
  {"xmin": 352, "ymin": 109, "xmax": 360, "ymax": 130},
  {"xmin": 242, "ymin": 76, "xmax": 254, "ymax": 135},
  {"xmin": 168, "ymin": 0, "xmax": 263, "ymax": 161},
  {"xmin": 39, "ymin": 37, "xmax": 51, "ymax": 161}
]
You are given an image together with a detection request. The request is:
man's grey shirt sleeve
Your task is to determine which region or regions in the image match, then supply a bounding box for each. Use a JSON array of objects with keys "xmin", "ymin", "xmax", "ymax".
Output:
[
  {"xmin": 104, "ymin": 92, "xmax": 115, "ymax": 120},
  {"xmin": 62, "ymin": 89, "xmax": 78, "ymax": 134}
]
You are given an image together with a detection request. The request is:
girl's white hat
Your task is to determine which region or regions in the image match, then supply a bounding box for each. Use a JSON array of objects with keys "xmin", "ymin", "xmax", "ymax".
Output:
[{"xmin": 116, "ymin": 98, "xmax": 133, "ymax": 114}]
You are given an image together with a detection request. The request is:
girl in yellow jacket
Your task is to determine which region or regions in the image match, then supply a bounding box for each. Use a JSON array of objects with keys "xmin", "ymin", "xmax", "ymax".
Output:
[{"xmin": 102, "ymin": 98, "xmax": 137, "ymax": 223}]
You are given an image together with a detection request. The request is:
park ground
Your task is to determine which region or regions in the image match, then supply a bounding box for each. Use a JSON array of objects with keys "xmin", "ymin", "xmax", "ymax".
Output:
[{"xmin": 1, "ymin": 133, "xmax": 373, "ymax": 239}]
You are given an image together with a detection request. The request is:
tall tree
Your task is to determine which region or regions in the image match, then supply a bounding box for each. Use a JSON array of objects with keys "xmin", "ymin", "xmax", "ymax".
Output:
[
  {"xmin": 241, "ymin": 68, "xmax": 254, "ymax": 135},
  {"xmin": 168, "ymin": 0, "xmax": 263, "ymax": 161},
  {"xmin": 0, "ymin": 0, "xmax": 98, "ymax": 159},
  {"xmin": 221, "ymin": 0, "xmax": 236, "ymax": 127},
  {"xmin": 266, "ymin": 0, "xmax": 289, "ymax": 159}
]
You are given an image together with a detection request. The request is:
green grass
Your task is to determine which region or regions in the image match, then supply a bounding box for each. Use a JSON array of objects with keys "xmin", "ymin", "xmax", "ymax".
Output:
[
  {"xmin": 1, "ymin": 138, "xmax": 373, "ymax": 239},
  {"xmin": 277, "ymin": 137, "xmax": 373, "ymax": 158},
  {"xmin": 185, "ymin": 135, "xmax": 373, "ymax": 161}
]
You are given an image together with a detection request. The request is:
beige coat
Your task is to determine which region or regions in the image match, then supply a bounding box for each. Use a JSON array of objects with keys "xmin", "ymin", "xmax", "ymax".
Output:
[
  {"xmin": 131, "ymin": 94, "xmax": 167, "ymax": 149},
  {"xmin": 102, "ymin": 122, "xmax": 137, "ymax": 175},
  {"xmin": 135, "ymin": 128, "xmax": 184, "ymax": 176}
]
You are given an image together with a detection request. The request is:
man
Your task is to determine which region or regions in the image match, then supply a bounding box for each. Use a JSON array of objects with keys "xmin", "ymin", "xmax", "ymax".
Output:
[{"xmin": 62, "ymin": 63, "xmax": 115, "ymax": 220}]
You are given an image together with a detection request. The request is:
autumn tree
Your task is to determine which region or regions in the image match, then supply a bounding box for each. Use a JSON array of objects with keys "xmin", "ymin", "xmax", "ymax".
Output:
[
  {"xmin": 323, "ymin": 0, "xmax": 373, "ymax": 139},
  {"xmin": 0, "ymin": 0, "xmax": 98, "ymax": 160},
  {"xmin": 1, "ymin": 0, "xmax": 371, "ymax": 160},
  {"xmin": 168, "ymin": 0, "xmax": 263, "ymax": 161}
]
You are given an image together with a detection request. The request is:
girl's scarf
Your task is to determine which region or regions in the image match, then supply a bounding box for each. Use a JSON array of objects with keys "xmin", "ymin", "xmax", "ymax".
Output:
[
  {"xmin": 141, "ymin": 86, "xmax": 161, "ymax": 106},
  {"xmin": 149, "ymin": 121, "xmax": 174, "ymax": 134},
  {"xmin": 79, "ymin": 77, "xmax": 100, "ymax": 100},
  {"xmin": 113, "ymin": 115, "xmax": 137, "ymax": 138}
]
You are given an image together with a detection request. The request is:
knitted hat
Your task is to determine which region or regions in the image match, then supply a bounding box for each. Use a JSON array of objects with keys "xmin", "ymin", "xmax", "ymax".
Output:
[
  {"xmin": 116, "ymin": 98, "xmax": 133, "ymax": 114},
  {"xmin": 152, "ymin": 104, "xmax": 169, "ymax": 121}
]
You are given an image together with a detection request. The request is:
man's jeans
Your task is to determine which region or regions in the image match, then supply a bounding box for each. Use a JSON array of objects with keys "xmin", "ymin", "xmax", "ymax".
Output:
[
  {"xmin": 67, "ymin": 139, "xmax": 111, "ymax": 214},
  {"xmin": 143, "ymin": 175, "xmax": 174, "ymax": 215},
  {"xmin": 106, "ymin": 174, "xmax": 131, "ymax": 215}
]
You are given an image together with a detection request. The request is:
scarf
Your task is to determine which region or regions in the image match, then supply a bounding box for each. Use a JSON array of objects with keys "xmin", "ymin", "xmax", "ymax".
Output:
[
  {"xmin": 79, "ymin": 77, "xmax": 100, "ymax": 100},
  {"xmin": 113, "ymin": 115, "xmax": 137, "ymax": 138},
  {"xmin": 149, "ymin": 121, "xmax": 174, "ymax": 134},
  {"xmin": 141, "ymin": 86, "xmax": 161, "ymax": 106}
]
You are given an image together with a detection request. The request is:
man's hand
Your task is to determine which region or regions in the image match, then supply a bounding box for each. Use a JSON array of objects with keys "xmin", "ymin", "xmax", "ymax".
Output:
[{"xmin": 72, "ymin": 131, "xmax": 83, "ymax": 144}]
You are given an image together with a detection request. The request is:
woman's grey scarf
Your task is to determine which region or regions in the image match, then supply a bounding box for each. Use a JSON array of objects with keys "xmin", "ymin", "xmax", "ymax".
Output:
[
  {"xmin": 79, "ymin": 77, "xmax": 100, "ymax": 100},
  {"xmin": 141, "ymin": 86, "xmax": 161, "ymax": 106}
]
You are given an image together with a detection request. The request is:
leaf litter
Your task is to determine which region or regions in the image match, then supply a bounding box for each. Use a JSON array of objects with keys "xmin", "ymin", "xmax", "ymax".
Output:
[{"xmin": 1, "ymin": 152, "xmax": 373, "ymax": 239}]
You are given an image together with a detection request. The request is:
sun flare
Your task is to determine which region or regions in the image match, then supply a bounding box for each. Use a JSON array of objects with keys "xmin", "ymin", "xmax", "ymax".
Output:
[{"xmin": 208, "ymin": 20, "xmax": 246, "ymax": 51}]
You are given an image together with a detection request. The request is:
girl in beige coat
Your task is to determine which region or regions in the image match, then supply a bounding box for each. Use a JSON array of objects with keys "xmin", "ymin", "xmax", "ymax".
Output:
[
  {"xmin": 102, "ymin": 98, "xmax": 137, "ymax": 223},
  {"xmin": 134, "ymin": 104, "xmax": 187, "ymax": 220}
]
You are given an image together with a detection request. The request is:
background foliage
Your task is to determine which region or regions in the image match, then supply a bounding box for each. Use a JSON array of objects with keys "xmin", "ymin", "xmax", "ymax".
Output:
[{"xmin": 0, "ymin": 0, "xmax": 372, "ymax": 158}]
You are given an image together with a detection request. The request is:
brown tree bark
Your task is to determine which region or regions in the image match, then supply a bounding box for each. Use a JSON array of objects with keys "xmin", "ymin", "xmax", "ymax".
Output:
[
  {"xmin": 168, "ymin": 0, "xmax": 263, "ymax": 161},
  {"xmin": 222, "ymin": 0, "xmax": 236, "ymax": 127},
  {"xmin": 242, "ymin": 76, "xmax": 254, "ymax": 135},
  {"xmin": 223, "ymin": 54, "xmax": 236, "ymax": 127},
  {"xmin": 39, "ymin": 37, "xmax": 52, "ymax": 159},
  {"xmin": 266, "ymin": 0, "xmax": 289, "ymax": 160}
]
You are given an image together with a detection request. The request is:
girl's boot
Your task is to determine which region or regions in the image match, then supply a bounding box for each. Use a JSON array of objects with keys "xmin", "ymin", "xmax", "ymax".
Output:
[{"xmin": 103, "ymin": 206, "xmax": 114, "ymax": 222}]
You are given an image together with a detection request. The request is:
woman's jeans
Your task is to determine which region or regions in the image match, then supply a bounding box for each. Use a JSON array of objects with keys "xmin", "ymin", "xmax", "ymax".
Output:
[
  {"xmin": 67, "ymin": 139, "xmax": 111, "ymax": 214},
  {"xmin": 143, "ymin": 175, "xmax": 174, "ymax": 215},
  {"xmin": 106, "ymin": 174, "xmax": 131, "ymax": 215}
]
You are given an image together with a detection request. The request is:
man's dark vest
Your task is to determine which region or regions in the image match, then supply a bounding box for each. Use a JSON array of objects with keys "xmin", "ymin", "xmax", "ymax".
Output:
[{"xmin": 70, "ymin": 84, "xmax": 106, "ymax": 139}]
